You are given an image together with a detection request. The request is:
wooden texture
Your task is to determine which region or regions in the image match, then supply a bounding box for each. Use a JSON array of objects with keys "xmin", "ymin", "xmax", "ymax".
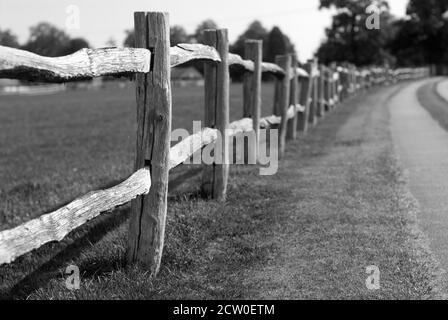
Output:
[
  {"xmin": 309, "ymin": 59, "xmax": 319, "ymax": 125},
  {"xmin": 227, "ymin": 52, "xmax": 285, "ymax": 77},
  {"xmin": 229, "ymin": 53, "xmax": 254, "ymax": 72},
  {"xmin": 262, "ymin": 62, "xmax": 285, "ymax": 76},
  {"xmin": 127, "ymin": 12, "xmax": 172, "ymax": 275},
  {"xmin": 287, "ymin": 56, "xmax": 299, "ymax": 140},
  {"xmin": 316, "ymin": 65, "xmax": 325, "ymax": 117},
  {"xmin": 201, "ymin": 29, "xmax": 230, "ymax": 201},
  {"xmin": 170, "ymin": 43, "xmax": 221, "ymax": 67},
  {"xmin": 259, "ymin": 105, "xmax": 302, "ymax": 128},
  {"xmin": 0, "ymin": 168, "xmax": 151, "ymax": 266},
  {"xmin": 0, "ymin": 43, "xmax": 223, "ymax": 82},
  {"xmin": 275, "ymin": 55, "xmax": 291, "ymax": 158},
  {"xmin": 0, "ymin": 116, "xmax": 256, "ymax": 266},
  {"xmin": 0, "ymin": 45, "xmax": 151, "ymax": 82},
  {"xmin": 297, "ymin": 61, "xmax": 313, "ymax": 133},
  {"xmin": 243, "ymin": 40, "xmax": 262, "ymax": 163}
]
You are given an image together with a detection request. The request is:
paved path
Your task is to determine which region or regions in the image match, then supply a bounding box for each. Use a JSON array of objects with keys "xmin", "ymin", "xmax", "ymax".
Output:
[
  {"xmin": 436, "ymin": 79, "xmax": 448, "ymax": 103},
  {"xmin": 390, "ymin": 79, "xmax": 448, "ymax": 284}
]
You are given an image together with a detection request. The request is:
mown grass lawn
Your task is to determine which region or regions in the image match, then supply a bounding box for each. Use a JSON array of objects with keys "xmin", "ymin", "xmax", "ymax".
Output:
[
  {"xmin": 0, "ymin": 80, "xmax": 442, "ymax": 299},
  {"xmin": 0, "ymin": 81, "xmax": 276, "ymax": 231}
]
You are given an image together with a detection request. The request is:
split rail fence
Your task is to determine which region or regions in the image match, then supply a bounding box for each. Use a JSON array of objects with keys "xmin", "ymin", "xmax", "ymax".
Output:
[{"xmin": 0, "ymin": 11, "xmax": 430, "ymax": 275}]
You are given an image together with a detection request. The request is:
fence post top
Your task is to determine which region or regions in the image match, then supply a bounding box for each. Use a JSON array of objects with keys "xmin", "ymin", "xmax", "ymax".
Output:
[{"xmin": 134, "ymin": 11, "xmax": 169, "ymax": 16}]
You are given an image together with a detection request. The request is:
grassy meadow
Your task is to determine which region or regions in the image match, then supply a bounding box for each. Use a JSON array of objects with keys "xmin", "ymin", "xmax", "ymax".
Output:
[
  {"xmin": 0, "ymin": 80, "xmax": 441, "ymax": 299},
  {"xmin": 0, "ymin": 81, "xmax": 276, "ymax": 231}
]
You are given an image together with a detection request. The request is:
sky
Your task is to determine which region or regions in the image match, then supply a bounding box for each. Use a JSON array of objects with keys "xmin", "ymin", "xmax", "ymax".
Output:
[{"xmin": 0, "ymin": 0, "xmax": 409, "ymax": 60}]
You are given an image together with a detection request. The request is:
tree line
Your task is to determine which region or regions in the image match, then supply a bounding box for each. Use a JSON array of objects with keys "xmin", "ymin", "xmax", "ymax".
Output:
[
  {"xmin": 317, "ymin": 0, "xmax": 448, "ymax": 68},
  {"xmin": 0, "ymin": 19, "xmax": 295, "ymax": 64},
  {"xmin": 2, "ymin": 0, "xmax": 446, "ymax": 69}
]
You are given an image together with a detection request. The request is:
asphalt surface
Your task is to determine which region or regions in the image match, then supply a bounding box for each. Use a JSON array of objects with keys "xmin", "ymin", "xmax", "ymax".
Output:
[{"xmin": 390, "ymin": 78, "xmax": 448, "ymax": 287}]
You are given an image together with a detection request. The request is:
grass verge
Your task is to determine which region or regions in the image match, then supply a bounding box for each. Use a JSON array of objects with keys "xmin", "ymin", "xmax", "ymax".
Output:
[{"xmin": 0, "ymin": 82, "xmax": 442, "ymax": 299}]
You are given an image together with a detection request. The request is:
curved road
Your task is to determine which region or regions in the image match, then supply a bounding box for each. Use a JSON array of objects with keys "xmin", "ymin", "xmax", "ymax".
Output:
[{"xmin": 390, "ymin": 78, "xmax": 448, "ymax": 288}]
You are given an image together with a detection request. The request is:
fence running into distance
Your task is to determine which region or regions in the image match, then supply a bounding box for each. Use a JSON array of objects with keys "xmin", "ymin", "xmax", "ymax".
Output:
[{"xmin": 0, "ymin": 11, "xmax": 430, "ymax": 275}]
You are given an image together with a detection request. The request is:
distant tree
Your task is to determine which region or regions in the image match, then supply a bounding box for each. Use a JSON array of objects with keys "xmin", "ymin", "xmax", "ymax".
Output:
[
  {"xmin": 123, "ymin": 25, "xmax": 190, "ymax": 47},
  {"xmin": 390, "ymin": 0, "xmax": 448, "ymax": 67},
  {"xmin": 0, "ymin": 28, "xmax": 19, "ymax": 48},
  {"xmin": 123, "ymin": 29, "xmax": 135, "ymax": 47},
  {"xmin": 265, "ymin": 26, "xmax": 288, "ymax": 62},
  {"xmin": 170, "ymin": 25, "xmax": 189, "ymax": 46},
  {"xmin": 317, "ymin": 0, "xmax": 395, "ymax": 66},
  {"xmin": 389, "ymin": 19, "xmax": 426, "ymax": 66},
  {"xmin": 106, "ymin": 38, "xmax": 117, "ymax": 47},
  {"xmin": 59, "ymin": 38, "xmax": 90, "ymax": 55},
  {"xmin": 230, "ymin": 20, "xmax": 269, "ymax": 57},
  {"xmin": 23, "ymin": 22, "xmax": 70, "ymax": 56},
  {"xmin": 194, "ymin": 19, "xmax": 218, "ymax": 43}
]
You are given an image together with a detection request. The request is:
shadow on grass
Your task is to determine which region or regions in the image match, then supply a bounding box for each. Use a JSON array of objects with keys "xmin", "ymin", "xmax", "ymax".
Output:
[
  {"xmin": 1, "ymin": 167, "xmax": 205, "ymax": 300},
  {"xmin": 1, "ymin": 90, "xmax": 371, "ymax": 299}
]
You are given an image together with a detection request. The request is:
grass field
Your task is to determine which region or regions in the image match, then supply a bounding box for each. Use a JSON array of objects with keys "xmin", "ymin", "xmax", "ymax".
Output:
[
  {"xmin": 0, "ymin": 80, "xmax": 442, "ymax": 299},
  {"xmin": 0, "ymin": 81, "xmax": 276, "ymax": 231}
]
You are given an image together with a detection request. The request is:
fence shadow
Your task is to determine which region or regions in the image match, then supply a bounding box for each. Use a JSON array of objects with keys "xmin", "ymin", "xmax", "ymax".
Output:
[{"xmin": 1, "ymin": 166, "xmax": 204, "ymax": 299}]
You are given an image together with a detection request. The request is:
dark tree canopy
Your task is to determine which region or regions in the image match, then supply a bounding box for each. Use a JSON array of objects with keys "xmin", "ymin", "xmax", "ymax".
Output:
[
  {"xmin": 170, "ymin": 25, "xmax": 189, "ymax": 46},
  {"xmin": 21, "ymin": 22, "xmax": 89, "ymax": 56},
  {"xmin": 194, "ymin": 19, "xmax": 219, "ymax": 44},
  {"xmin": 0, "ymin": 29, "xmax": 19, "ymax": 48},
  {"xmin": 124, "ymin": 25, "xmax": 193, "ymax": 47},
  {"xmin": 391, "ymin": 0, "xmax": 448, "ymax": 66},
  {"xmin": 230, "ymin": 20, "xmax": 269, "ymax": 58},
  {"xmin": 23, "ymin": 22, "xmax": 71, "ymax": 56},
  {"xmin": 60, "ymin": 38, "xmax": 90, "ymax": 55},
  {"xmin": 123, "ymin": 29, "xmax": 135, "ymax": 47},
  {"xmin": 263, "ymin": 26, "xmax": 295, "ymax": 63},
  {"xmin": 317, "ymin": 0, "xmax": 395, "ymax": 66}
]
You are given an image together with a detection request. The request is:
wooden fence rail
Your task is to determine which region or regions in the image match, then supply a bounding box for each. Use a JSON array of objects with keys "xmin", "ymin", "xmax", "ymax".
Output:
[{"xmin": 0, "ymin": 11, "xmax": 431, "ymax": 273}]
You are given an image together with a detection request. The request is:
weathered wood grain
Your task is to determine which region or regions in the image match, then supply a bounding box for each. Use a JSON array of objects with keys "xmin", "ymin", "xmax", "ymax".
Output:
[
  {"xmin": 0, "ymin": 168, "xmax": 151, "ymax": 265},
  {"xmin": 171, "ymin": 43, "xmax": 221, "ymax": 67},
  {"xmin": 308, "ymin": 58, "xmax": 319, "ymax": 126},
  {"xmin": 0, "ymin": 116, "xmax": 257, "ymax": 266},
  {"xmin": 275, "ymin": 55, "xmax": 291, "ymax": 158},
  {"xmin": 287, "ymin": 55, "xmax": 299, "ymax": 141},
  {"xmin": 0, "ymin": 45, "xmax": 151, "ymax": 82},
  {"xmin": 297, "ymin": 61, "xmax": 313, "ymax": 133},
  {"xmin": 262, "ymin": 62, "xmax": 285, "ymax": 76},
  {"xmin": 317, "ymin": 65, "xmax": 325, "ymax": 117},
  {"xmin": 201, "ymin": 29, "xmax": 230, "ymax": 201},
  {"xmin": 127, "ymin": 12, "xmax": 172, "ymax": 275},
  {"xmin": 229, "ymin": 53, "xmax": 254, "ymax": 71},
  {"xmin": 228, "ymin": 52, "xmax": 285, "ymax": 77},
  {"xmin": 0, "ymin": 43, "xmax": 223, "ymax": 82},
  {"xmin": 0, "ymin": 43, "xmax": 287, "ymax": 82},
  {"xmin": 243, "ymin": 40, "xmax": 262, "ymax": 163},
  {"xmin": 259, "ymin": 105, "xmax": 303, "ymax": 129}
]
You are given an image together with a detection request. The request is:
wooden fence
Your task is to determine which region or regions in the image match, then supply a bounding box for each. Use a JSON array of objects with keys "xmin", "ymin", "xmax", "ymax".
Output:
[{"xmin": 0, "ymin": 11, "xmax": 430, "ymax": 275}]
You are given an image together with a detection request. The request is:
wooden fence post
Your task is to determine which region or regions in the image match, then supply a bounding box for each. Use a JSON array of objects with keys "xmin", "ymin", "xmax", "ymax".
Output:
[
  {"xmin": 345, "ymin": 65, "xmax": 350, "ymax": 95},
  {"xmin": 330, "ymin": 62, "xmax": 338, "ymax": 107},
  {"xmin": 297, "ymin": 61, "xmax": 313, "ymax": 133},
  {"xmin": 201, "ymin": 29, "xmax": 230, "ymax": 201},
  {"xmin": 309, "ymin": 58, "xmax": 318, "ymax": 126},
  {"xmin": 317, "ymin": 64, "xmax": 325, "ymax": 117},
  {"xmin": 323, "ymin": 66, "xmax": 331, "ymax": 112},
  {"xmin": 127, "ymin": 12, "xmax": 172, "ymax": 274},
  {"xmin": 275, "ymin": 54, "xmax": 291, "ymax": 158},
  {"xmin": 287, "ymin": 55, "xmax": 299, "ymax": 141},
  {"xmin": 243, "ymin": 40, "xmax": 262, "ymax": 162}
]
